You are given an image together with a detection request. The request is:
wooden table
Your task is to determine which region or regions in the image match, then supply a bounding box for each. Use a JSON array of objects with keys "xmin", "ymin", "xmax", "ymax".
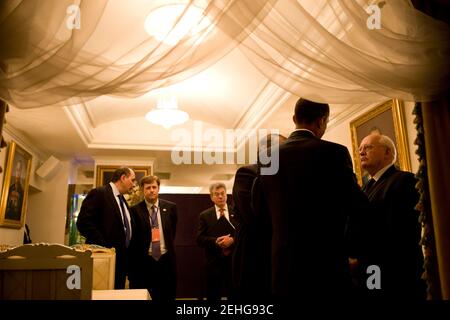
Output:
[{"xmin": 92, "ymin": 289, "xmax": 151, "ymax": 300}]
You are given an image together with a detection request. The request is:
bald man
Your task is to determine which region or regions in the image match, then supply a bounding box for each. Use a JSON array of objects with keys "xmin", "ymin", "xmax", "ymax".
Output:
[{"xmin": 359, "ymin": 133, "xmax": 425, "ymax": 299}]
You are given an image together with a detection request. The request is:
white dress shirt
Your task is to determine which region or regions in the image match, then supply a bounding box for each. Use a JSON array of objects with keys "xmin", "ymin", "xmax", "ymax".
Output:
[
  {"xmin": 145, "ymin": 199, "xmax": 167, "ymax": 255},
  {"xmin": 110, "ymin": 182, "xmax": 132, "ymax": 238},
  {"xmin": 215, "ymin": 204, "xmax": 235, "ymax": 229}
]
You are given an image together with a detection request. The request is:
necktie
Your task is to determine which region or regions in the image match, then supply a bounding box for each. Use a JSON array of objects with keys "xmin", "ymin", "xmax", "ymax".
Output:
[
  {"xmin": 364, "ymin": 178, "xmax": 376, "ymax": 193},
  {"xmin": 118, "ymin": 195, "xmax": 131, "ymax": 248},
  {"xmin": 219, "ymin": 208, "xmax": 225, "ymax": 218},
  {"xmin": 151, "ymin": 205, "xmax": 161, "ymax": 261}
]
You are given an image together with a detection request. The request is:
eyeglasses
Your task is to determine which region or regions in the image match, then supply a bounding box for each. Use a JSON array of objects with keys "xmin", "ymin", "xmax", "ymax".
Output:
[
  {"xmin": 359, "ymin": 144, "xmax": 378, "ymax": 153},
  {"xmin": 213, "ymin": 192, "xmax": 226, "ymax": 197}
]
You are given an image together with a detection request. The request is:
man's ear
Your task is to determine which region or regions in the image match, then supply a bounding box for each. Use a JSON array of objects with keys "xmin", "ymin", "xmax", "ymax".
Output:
[
  {"xmin": 384, "ymin": 145, "xmax": 391, "ymax": 155},
  {"xmin": 384, "ymin": 146, "xmax": 393, "ymax": 160},
  {"xmin": 292, "ymin": 114, "xmax": 297, "ymax": 125},
  {"xmin": 315, "ymin": 117, "xmax": 324, "ymax": 130}
]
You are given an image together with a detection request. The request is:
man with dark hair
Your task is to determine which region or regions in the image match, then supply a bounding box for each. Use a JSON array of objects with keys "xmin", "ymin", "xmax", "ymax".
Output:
[
  {"xmin": 260, "ymin": 98, "xmax": 368, "ymax": 299},
  {"xmin": 77, "ymin": 166, "xmax": 136, "ymax": 289},
  {"xmin": 197, "ymin": 183, "xmax": 237, "ymax": 301},
  {"xmin": 128, "ymin": 175, "xmax": 178, "ymax": 300}
]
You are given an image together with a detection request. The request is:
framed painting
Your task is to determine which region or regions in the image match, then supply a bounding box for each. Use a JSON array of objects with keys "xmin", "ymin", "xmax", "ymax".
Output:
[
  {"xmin": 350, "ymin": 99, "xmax": 411, "ymax": 186},
  {"xmin": 95, "ymin": 165, "xmax": 151, "ymax": 187},
  {"xmin": 0, "ymin": 140, "xmax": 33, "ymax": 228}
]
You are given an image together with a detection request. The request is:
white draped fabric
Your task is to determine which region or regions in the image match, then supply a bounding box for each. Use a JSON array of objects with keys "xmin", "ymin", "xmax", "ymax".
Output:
[{"xmin": 0, "ymin": 0, "xmax": 449, "ymax": 108}]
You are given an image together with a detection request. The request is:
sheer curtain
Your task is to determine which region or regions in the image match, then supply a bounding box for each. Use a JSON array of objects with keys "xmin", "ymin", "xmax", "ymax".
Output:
[{"xmin": 0, "ymin": 0, "xmax": 449, "ymax": 108}]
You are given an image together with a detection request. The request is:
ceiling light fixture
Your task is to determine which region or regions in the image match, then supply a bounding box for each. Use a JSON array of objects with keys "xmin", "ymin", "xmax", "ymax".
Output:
[{"xmin": 145, "ymin": 96, "xmax": 189, "ymax": 129}]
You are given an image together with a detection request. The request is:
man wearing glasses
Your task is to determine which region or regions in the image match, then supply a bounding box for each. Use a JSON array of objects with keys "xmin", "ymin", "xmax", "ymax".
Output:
[
  {"xmin": 359, "ymin": 133, "xmax": 425, "ymax": 299},
  {"xmin": 197, "ymin": 183, "xmax": 237, "ymax": 301}
]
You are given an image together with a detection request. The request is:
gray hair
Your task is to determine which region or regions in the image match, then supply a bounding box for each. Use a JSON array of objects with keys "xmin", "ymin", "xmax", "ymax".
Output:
[
  {"xmin": 378, "ymin": 135, "xmax": 397, "ymax": 164},
  {"xmin": 209, "ymin": 182, "xmax": 226, "ymax": 195}
]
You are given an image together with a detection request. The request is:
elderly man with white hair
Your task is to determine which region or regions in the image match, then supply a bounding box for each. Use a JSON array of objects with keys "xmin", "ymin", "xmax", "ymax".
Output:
[{"xmin": 358, "ymin": 133, "xmax": 425, "ymax": 299}]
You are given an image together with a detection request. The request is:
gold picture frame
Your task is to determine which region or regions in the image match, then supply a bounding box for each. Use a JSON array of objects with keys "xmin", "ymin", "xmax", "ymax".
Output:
[
  {"xmin": 95, "ymin": 165, "xmax": 151, "ymax": 187},
  {"xmin": 0, "ymin": 141, "xmax": 33, "ymax": 228},
  {"xmin": 350, "ymin": 99, "xmax": 411, "ymax": 186}
]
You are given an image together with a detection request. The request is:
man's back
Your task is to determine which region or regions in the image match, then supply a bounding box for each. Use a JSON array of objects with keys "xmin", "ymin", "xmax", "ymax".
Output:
[
  {"xmin": 77, "ymin": 184, "xmax": 125, "ymax": 250},
  {"xmin": 261, "ymin": 130, "xmax": 367, "ymax": 297}
]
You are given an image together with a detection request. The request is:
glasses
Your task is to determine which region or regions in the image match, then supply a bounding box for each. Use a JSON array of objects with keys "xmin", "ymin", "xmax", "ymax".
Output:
[
  {"xmin": 359, "ymin": 144, "xmax": 377, "ymax": 153},
  {"xmin": 213, "ymin": 192, "xmax": 226, "ymax": 197},
  {"xmin": 359, "ymin": 144, "xmax": 387, "ymax": 153}
]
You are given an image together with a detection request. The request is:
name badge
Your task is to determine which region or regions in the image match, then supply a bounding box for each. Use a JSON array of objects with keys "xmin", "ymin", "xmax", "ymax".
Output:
[{"xmin": 152, "ymin": 227, "xmax": 160, "ymax": 242}]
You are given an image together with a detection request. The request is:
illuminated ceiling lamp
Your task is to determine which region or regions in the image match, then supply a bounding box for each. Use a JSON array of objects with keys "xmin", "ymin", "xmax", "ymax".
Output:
[
  {"xmin": 145, "ymin": 96, "xmax": 189, "ymax": 129},
  {"xmin": 144, "ymin": 1, "xmax": 212, "ymax": 45}
]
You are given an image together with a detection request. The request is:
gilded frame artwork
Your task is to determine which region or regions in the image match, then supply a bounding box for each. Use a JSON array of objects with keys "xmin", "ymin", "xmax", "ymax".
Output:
[
  {"xmin": 350, "ymin": 99, "xmax": 411, "ymax": 186},
  {"xmin": 0, "ymin": 141, "xmax": 33, "ymax": 228},
  {"xmin": 95, "ymin": 165, "xmax": 151, "ymax": 187}
]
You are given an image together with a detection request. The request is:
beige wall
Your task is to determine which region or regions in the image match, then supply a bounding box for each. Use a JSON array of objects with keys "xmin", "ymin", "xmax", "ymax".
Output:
[
  {"xmin": 0, "ymin": 130, "xmax": 69, "ymax": 246},
  {"xmin": 26, "ymin": 161, "xmax": 69, "ymax": 244},
  {"xmin": 0, "ymin": 131, "xmax": 45, "ymax": 245},
  {"xmin": 324, "ymin": 101, "xmax": 419, "ymax": 174}
]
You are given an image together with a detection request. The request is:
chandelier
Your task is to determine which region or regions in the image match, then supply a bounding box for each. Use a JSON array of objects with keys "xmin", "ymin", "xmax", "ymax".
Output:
[{"xmin": 145, "ymin": 96, "xmax": 189, "ymax": 129}]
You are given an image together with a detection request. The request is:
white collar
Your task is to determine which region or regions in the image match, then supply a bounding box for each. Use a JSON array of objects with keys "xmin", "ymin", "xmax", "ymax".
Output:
[
  {"xmin": 294, "ymin": 128, "xmax": 316, "ymax": 137},
  {"xmin": 109, "ymin": 182, "xmax": 121, "ymax": 197},
  {"xmin": 145, "ymin": 199, "xmax": 159, "ymax": 209},
  {"xmin": 371, "ymin": 164, "xmax": 393, "ymax": 181}
]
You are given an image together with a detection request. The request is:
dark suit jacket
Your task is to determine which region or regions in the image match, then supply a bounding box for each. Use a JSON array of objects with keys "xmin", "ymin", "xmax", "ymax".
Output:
[
  {"xmin": 197, "ymin": 206, "xmax": 238, "ymax": 266},
  {"xmin": 76, "ymin": 184, "xmax": 129, "ymax": 252},
  {"xmin": 259, "ymin": 130, "xmax": 369, "ymax": 298},
  {"xmin": 232, "ymin": 164, "xmax": 272, "ymax": 298},
  {"xmin": 363, "ymin": 165, "xmax": 424, "ymax": 298},
  {"xmin": 128, "ymin": 199, "xmax": 178, "ymax": 282},
  {"xmin": 76, "ymin": 184, "xmax": 131, "ymax": 288}
]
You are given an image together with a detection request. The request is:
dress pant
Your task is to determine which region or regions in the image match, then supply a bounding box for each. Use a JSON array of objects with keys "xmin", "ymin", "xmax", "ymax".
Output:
[
  {"xmin": 143, "ymin": 253, "xmax": 176, "ymax": 301},
  {"xmin": 114, "ymin": 249, "xmax": 128, "ymax": 289},
  {"xmin": 206, "ymin": 255, "xmax": 233, "ymax": 301}
]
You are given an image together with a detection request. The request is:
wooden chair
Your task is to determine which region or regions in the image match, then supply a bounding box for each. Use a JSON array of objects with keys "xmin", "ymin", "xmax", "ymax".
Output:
[{"xmin": 0, "ymin": 243, "xmax": 93, "ymax": 300}]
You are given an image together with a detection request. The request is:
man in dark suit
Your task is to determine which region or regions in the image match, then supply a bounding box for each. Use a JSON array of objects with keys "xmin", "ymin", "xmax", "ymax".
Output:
[
  {"xmin": 76, "ymin": 167, "xmax": 136, "ymax": 289},
  {"xmin": 197, "ymin": 182, "xmax": 237, "ymax": 301},
  {"xmin": 259, "ymin": 98, "xmax": 369, "ymax": 299},
  {"xmin": 232, "ymin": 134, "xmax": 286, "ymax": 300},
  {"xmin": 128, "ymin": 175, "xmax": 178, "ymax": 301},
  {"xmin": 359, "ymin": 133, "xmax": 425, "ymax": 299}
]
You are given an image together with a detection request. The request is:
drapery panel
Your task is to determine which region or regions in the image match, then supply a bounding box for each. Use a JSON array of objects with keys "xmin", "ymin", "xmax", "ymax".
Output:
[{"xmin": 0, "ymin": 0, "xmax": 449, "ymax": 108}]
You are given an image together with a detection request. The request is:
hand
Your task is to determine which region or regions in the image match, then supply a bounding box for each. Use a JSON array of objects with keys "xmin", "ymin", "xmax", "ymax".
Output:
[
  {"xmin": 348, "ymin": 257, "xmax": 359, "ymax": 273},
  {"xmin": 216, "ymin": 234, "xmax": 233, "ymax": 248}
]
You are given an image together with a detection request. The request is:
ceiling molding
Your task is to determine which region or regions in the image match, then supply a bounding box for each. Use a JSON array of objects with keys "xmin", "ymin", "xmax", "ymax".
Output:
[
  {"xmin": 92, "ymin": 156, "xmax": 155, "ymax": 167},
  {"xmin": 87, "ymin": 141, "xmax": 236, "ymax": 152},
  {"xmin": 4, "ymin": 124, "xmax": 49, "ymax": 161},
  {"xmin": 234, "ymin": 81, "xmax": 288, "ymax": 130},
  {"xmin": 327, "ymin": 102, "xmax": 375, "ymax": 131},
  {"xmin": 234, "ymin": 82, "xmax": 291, "ymax": 150},
  {"xmin": 64, "ymin": 104, "xmax": 95, "ymax": 145}
]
